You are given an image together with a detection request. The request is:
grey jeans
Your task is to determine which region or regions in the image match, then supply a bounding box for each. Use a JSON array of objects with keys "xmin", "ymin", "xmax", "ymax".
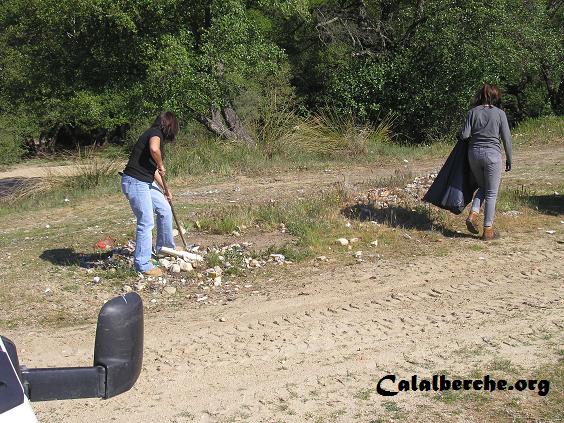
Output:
[{"xmin": 468, "ymin": 146, "xmax": 502, "ymax": 227}]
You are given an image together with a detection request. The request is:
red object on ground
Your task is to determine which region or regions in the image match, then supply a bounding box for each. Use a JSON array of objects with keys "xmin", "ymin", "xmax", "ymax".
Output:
[
  {"xmin": 94, "ymin": 236, "xmax": 116, "ymax": 251},
  {"xmin": 95, "ymin": 240, "xmax": 108, "ymax": 250}
]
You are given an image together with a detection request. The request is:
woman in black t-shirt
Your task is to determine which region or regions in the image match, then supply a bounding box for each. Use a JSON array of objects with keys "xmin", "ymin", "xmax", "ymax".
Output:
[{"xmin": 122, "ymin": 112, "xmax": 179, "ymax": 276}]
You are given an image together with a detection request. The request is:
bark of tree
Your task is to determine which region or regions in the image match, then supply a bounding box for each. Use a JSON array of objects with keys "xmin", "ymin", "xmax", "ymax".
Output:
[
  {"xmin": 198, "ymin": 106, "xmax": 256, "ymax": 147},
  {"xmin": 221, "ymin": 104, "xmax": 255, "ymax": 147},
  {"xmin": 541, "ymin": 63, "xmax": 564, "ymax": 114}
]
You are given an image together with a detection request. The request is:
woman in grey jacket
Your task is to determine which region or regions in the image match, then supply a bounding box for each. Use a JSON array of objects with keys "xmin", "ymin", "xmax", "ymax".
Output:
[{"xmin": 460, "ymin": 84, "xmax": 513, "ymax": 240}]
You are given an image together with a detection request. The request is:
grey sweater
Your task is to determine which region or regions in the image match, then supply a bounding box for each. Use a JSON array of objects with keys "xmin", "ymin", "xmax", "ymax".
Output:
[{"xmin": 460, "ymin": 105, "xmax": 513, "ymax": 165}]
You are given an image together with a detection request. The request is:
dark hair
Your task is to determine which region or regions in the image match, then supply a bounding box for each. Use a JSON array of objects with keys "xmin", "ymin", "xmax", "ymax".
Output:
[
  {"xmin": 152, "ymin": 111, "xmax": 179, "ymax": 141},
  {"xmin": 474, "ymin": 83, "xmax": 501, "ymax": 107}
]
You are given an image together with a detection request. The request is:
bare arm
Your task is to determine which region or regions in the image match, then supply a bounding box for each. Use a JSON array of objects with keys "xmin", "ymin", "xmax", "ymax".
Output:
[
  {"xmin": 154, "ymin": 169, "xmax": 172, "ymax": 201},
  {"xmin": 149, "ymin": 136, "xmax": 165, "ymax": 175},
  {"xmin": 149, "ymin": 136, "xmax": 172, "ymax": 200}
]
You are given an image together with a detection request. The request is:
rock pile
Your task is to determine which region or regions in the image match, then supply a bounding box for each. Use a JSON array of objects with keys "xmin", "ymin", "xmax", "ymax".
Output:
[
  {"xmin": 357, "ymin": 173, "xmax": 437, "ymax": 209},
  {"xmin": 83, "ymin": 240, "xmax": 291, "ymax": 305}
]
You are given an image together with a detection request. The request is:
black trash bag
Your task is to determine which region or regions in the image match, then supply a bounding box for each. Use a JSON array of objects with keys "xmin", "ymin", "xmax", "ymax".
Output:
[{"xmin": 423, "ymin": 139, "xmax": 478, "ymax": 215}]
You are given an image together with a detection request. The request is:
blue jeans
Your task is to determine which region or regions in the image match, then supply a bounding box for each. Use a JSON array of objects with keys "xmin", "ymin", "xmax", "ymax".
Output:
[
  {"xmin": 468, "ymin": 146, "xmax": 502, "ymax": 227},
  {"xmin": 121, "ymin": 174, "xmax": 176, "ymax": 272}
]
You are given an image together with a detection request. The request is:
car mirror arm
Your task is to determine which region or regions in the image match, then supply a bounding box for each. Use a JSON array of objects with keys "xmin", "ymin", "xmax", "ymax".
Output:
[{"xmin": 22, "ymin": 366, "xmax": 106, "ymax": 401}]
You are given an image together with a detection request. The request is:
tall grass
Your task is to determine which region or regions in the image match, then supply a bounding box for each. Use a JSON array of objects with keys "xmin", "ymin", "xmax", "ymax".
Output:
[
  {"xmin": 1, "ymin": 148, "xmax": 121, "ymax": 215},
  {"xmin": 166, "ymin": 106, "xmax": 398, "ymax": 179}
]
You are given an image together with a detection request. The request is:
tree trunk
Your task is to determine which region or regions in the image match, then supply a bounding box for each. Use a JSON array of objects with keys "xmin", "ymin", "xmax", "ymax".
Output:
[
  {"xmin": 221, "ymin": 104, "xmax": 256, "ymax": 147},
  {"xmin": 541, "ymin": 63, "xmax": 563, "ymax": 114},
  {"xmin": 198, "ymin": 106, "xmax": 256, "ymax": 147}
]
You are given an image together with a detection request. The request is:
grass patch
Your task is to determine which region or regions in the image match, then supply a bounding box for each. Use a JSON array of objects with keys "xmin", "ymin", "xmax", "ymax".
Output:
[
  {"xmin": 429, "ymin": 352, "xmax": 563, "ymax": 422},
  {"xmin": 196, "ymin": 191, "xmax": 348, "ymax": 260},
  {"xmin": 265, "ymin": 244, "xmax": 311, "ymax": 262},
  {"xmin": 497, "ymin": 184, "xmax": 563, "ymax": 216},
  {"xmin": 512, "ymin": 115, "xmax": 564, "ymax": 146},
  {"xmin": 380, "ymin": 400, "xmax": 406, "ymax": 420},
  {"xmin": 354, "ymin": 388, "xmax": 373, "ymax": 401}
]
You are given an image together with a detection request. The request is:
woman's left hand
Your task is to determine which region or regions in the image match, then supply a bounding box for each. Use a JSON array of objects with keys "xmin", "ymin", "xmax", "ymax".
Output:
[{"xmin": 165, "ymin": 189, "xmax": 173, "ymax": 201}]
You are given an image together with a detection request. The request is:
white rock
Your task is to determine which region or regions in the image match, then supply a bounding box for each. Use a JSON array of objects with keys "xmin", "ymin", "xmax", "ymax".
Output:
[
  {"xmin": 354, "ymin": 251, "xmax": 363, "ymax": 258},
  {"xmin": 44, "ymin": 288, "xmax": 51, "ymax": 294},
  {"xmin": 179, "ymin": 261, "xmax": 193, "ymax": 272},
  {"xmin": 213, "ymin": 276, "xmax": 222, "ymax": 286},
  {"xmin": 158, "ymin": 258, "xmax": 172, "ymax": 269},
  {"xmin": 150, "ymin": 298, "xmax": 157, "ymax": 304},
  {"xmin": 172, "ymin": 229, "xmax": 179, "ymax": 237},
  {"xmin": 164, "ymin": 286, "xmax": 177, "ymax": 295},
  {"xmin": 370, "ymin": 240, "xmax": 379, "ymax": 247},
  {"xmin": 134, "ymin": 282, "xmax": 145, "ymax": 291},
  {"xmin": 545, "ymin": 230, "xmax": 556, "ymax": 235},
  {"xmin": 316, "ymin": 256, "xmax": 328, "ymax": 262},
  {"xmin": 503, "ymin": 210, "xmax": 523, "ymax": 217},
  {"xmin": 45, "ymin": 224, "xmax": 50, "ymax": 229},
  {"xmin": 92, "ymin": 276, "xmax": 101, "ymax": 283},
  {"xmin": 345, "ymin": 222, "xmax": 352, "ymax": 228},
  {"xmin": 123, "ymin": 285, "xmax": 133, "ymax": 293},
  {"xmin": 349, "ymin": 237, "xmax": 359, "ymax": 243},
  {"xmin": 170, "ymin": 264, "xmax": 181, "ymax": 273},
  {"xmin": 249, "ymin": 259, "xmax": 261, "ymax": 268},
  {"xmin": 196, "ymin": 295, "xmax": 208, "ymax": 302},
  {"xmin": 269, "ymin": 254, "xmax": 285, "ymax": 264},
  {"xmin": 336, "ymin": 238, "xmax": 349, "ymax": 246},
  {"xmin": 206, "ymin": 267, "xmax": 222, "ymax": 278}
]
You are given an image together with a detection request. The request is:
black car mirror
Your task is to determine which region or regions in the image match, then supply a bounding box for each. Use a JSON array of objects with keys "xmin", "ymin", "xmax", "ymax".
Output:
[
  {"xmin": 94, "ymin": 292, "xmax": 144, "ymax": 398},
  {"xmin": 20, "ymin": 292, "xmax": 144, "ymax": 401}
]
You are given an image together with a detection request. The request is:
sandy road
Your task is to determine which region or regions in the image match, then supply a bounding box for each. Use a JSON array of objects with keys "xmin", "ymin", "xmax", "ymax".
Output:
[{"xmin": 6, "ymin": 232, "xmax": 562, "ymax": 422}]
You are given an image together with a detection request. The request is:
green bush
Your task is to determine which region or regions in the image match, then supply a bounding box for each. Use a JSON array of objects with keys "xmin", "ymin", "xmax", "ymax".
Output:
[
  {"xmin": 0, "ymin": 114, "xmax": 35, "ymax": 166},
  {"xmin": 0, "ymin": 131, "xmax": 26, "ymax": 165}
]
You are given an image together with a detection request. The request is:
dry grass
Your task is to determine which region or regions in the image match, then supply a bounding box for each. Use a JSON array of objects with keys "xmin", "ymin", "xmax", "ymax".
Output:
[{"xmin": 1, "ymin": 148, "xmax": 122, "ymax": 204}]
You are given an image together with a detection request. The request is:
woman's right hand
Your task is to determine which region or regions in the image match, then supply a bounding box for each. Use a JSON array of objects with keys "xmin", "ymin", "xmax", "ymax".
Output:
[{"xmin": 158, "ymin": 164, "xmax": 165, "ymax": 175}]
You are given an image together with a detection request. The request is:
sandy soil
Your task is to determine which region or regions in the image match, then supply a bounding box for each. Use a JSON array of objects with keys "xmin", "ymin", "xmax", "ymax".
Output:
[
  {"xmin": 2, "ymin": 145, "xmax": 563, "ymax": 422},
  {"xmin": 9, "ymin": 234, "xmax": 563, "ymax": 422}
]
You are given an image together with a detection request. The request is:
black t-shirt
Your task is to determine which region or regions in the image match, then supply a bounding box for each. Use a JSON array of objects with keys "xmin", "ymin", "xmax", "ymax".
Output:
[{"xmin": 123, "ymin": 127, "xmax": 167, "ymax": 183}]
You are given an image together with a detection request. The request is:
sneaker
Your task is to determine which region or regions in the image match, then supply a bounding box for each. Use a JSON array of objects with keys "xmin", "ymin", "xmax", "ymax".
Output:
[
  {"xmin": 465, "ymin": 211, "xmax": 479, "ymax": 234},
  {"xmin": 482, "ymin": 226, "xmax": 500, "ymax": 241},
  {"xmin": 142, "ymin": 267, "xmax": 163, "ymax": 277}
]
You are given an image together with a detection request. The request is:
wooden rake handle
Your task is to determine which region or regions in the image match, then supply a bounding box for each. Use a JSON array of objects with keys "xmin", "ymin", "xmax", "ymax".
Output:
[{"xmin": 160, "ymin": 174, "xmax": 189, "ymax": 250}]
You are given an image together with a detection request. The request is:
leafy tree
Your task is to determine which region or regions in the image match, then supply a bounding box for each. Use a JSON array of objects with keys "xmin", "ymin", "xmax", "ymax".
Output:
[
  {"xmin": 0, "ymin": 0, "xmax": 303, "ymax": 147},
  {"xmin": 0, "ymin": 0, "xmax": 561, "ymax": 149},
  {"xmin": 282, "ymin": 0, "xmax": 563, "ymax": 142}
]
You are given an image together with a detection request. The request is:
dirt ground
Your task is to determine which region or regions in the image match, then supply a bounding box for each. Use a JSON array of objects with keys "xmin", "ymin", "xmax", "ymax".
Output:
[{"xmin": 1, "ymin": 144, "xmax": 563, "ymax": 422}]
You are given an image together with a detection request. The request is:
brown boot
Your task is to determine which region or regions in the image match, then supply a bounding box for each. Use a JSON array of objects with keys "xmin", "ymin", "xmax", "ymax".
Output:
[
  {"xmin": 142, "ymin": 267, "xmax": 163, "ymax": 277},
  {"xmin": 482, "ymin": 226, "xmax": 500, "ymax": 241},
  {"xmin": 466, "ymin": 211, "xmax": 479, "ymax": 234}
]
